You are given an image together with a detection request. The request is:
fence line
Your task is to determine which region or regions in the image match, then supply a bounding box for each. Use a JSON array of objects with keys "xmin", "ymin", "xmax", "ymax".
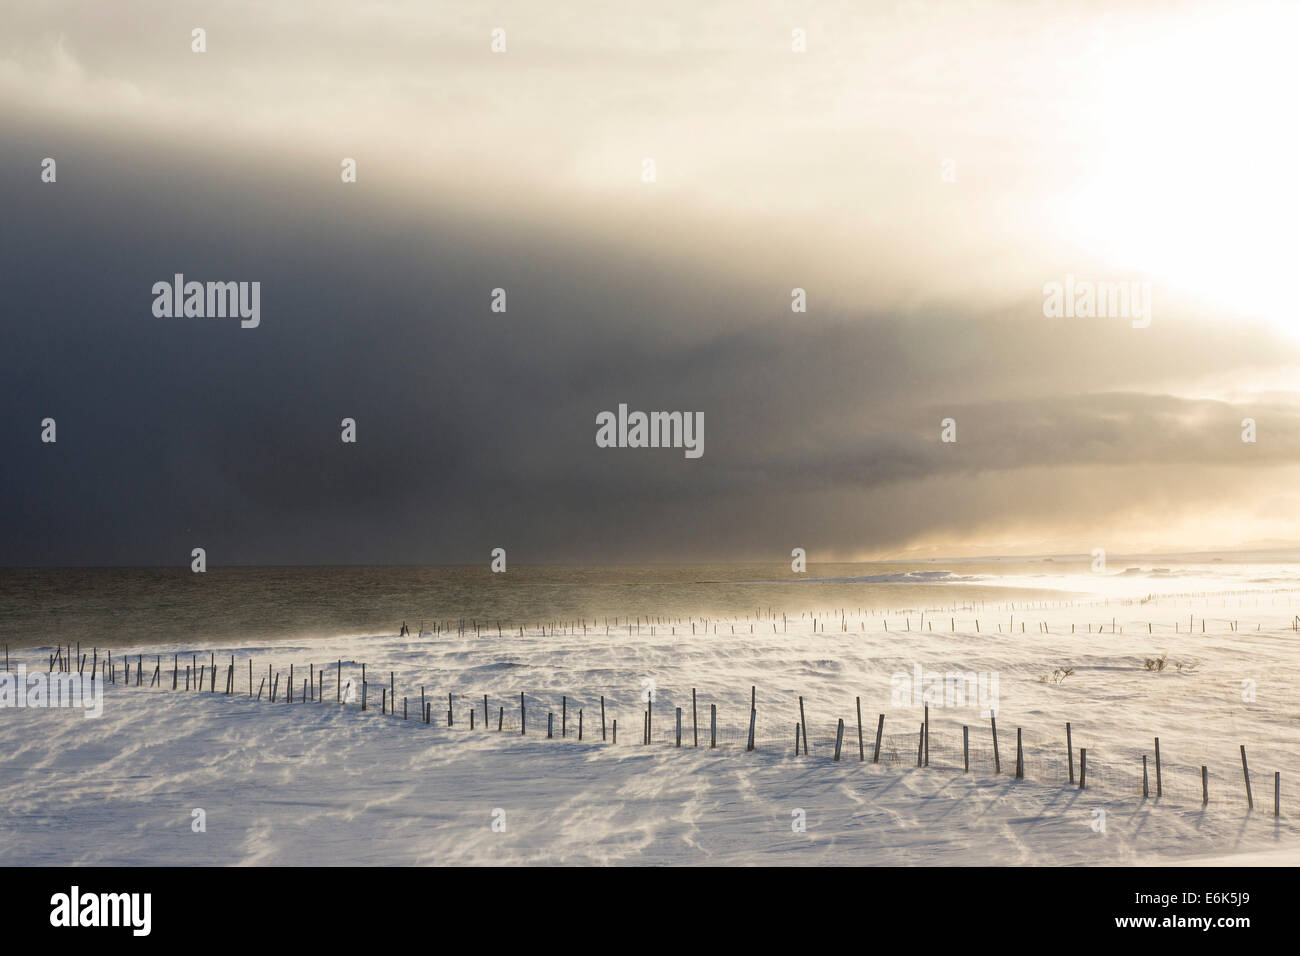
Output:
[{"xmin": 46, "ymin": 648, "xmax": 1292, "ymax": 818}]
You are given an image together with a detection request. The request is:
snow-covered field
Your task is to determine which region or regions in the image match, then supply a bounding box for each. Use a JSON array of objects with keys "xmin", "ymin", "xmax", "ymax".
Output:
[{"xmin": 3, "ymin": 589, "xmax": 1299, "ymax": 865}]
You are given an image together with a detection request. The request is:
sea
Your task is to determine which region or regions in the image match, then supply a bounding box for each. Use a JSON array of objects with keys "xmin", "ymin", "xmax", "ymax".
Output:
[{"xmin": 2, "ymin": 551, "xmax": 1298, "ymax": 649}]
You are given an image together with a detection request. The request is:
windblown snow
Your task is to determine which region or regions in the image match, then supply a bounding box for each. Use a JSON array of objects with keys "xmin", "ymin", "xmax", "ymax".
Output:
[{"xmin": 3, "ymin": 592, "xmax": 1299, "ymax": 865}]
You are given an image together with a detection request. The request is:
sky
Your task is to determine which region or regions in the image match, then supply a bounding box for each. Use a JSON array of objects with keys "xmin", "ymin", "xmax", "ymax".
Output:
[{"xmin": 3, "ymin": 0, "xmax": 1300, "ymax": 565}]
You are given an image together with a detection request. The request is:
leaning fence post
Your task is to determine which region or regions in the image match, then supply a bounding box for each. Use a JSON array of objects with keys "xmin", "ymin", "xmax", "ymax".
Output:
[
  {"xmin": 991, "ymin": 716, "xmax": 1001, "ymax": 774},
  {"xmin": 1143, "ymin": 754, "xmax": 1149, "ymax": 797},
  {"xmin": 856, "ymin": 697, "xmax": 864, "ymax": 761},
  {"xmin": 834, "ymin": 718, "xmax": 844, "ymax": 762},
  {"xmin": 798, "ymin": 697, "xmax": 809, "ymax": 758},
  {"xmin": 747, "ymin": 708, "xmax": 756, "ymax": 752},
  {"xmin": 1154, "ymin": 737, "xmax": 1162, "ymax": 796},
  {"xmin": 1067, "ymin": 722, "xmax": 1074, "ymax": 783},
  {"xmin": 1079, "ymin": 748, "xmax": 1087, "ymax": 790},
  {"xmin": 1241, "ymin": 745, "xmax": 1253, "ymax": 808},
  {"xmin": 916, "ymin": 723, "xmax": 924, "ymax": 766},
  {"xmin": 794, "ymin": 723, "xmax": 801, "ymax": 756},
  {"xmin": 873, "ymin": 714, "xmax": 884, "ymax": 763}
]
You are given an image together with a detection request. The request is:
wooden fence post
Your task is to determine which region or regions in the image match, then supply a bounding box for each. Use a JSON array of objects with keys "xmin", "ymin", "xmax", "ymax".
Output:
[
  {"xmin": 834, "ymin": 718, "xmax": 844, "ymax": 761},
  {"xmin": 711, "ymin": 703, "xmax": 717, "ymax": 748},
  {"xmin": 1079, "ymin": 748, "xmax": 1087, "ymax": 790},
  {"xmin": 1241, "ymin": 746, "xmax": 1253, "ymax": 809},
  {"xmin": 498, "ymin": 706, "xmax": 503, "ymax": 731},
  {"xmin": 579, "ymin": 709, "xmax": 583, "ymax": 741},
  {"xmin": 856, "ymin": 697, "xmax": 864, "ymax": 761},
  {"xmin": 692, "ymin": 689, "xmax": 698, "ymax": 747},
  {"xmin": 548, "ymin": 713, "xmax": 553, "ymax": 738},
  {"xmin": 520, "ymin": 692, "xmax": 526, "ymax": 735},
  {"xmin": 601, "ymin": 695, "xmax": 606, "ymax": 741},
  {"xmin": 1275, "ymin": 772, "xmax": 1281, "ymax": 817},
  {"xmin": 795, "ymin": 723, "xmax": 801, "ymax": 756},
  {"xmin": 747, "ymin": 708, "xmax": 756, "ymax": 752},
  {"xmin": 923, "ymin": 704, "xmax": 929, "ymax": 767},
  {"xmin": 799, "ymin": 697, "xmax": 809, "ymax": 759},
  {"xmin": 1016, "ymin": 728, "xmax": 1024, "ymax": 779},
  {"xmin": 1202, "ymin": 765, "xmax": 1209, "ymax": 805},
  {"xmin": 916, "ymin": 723, "xmax": 924, "ymax": 766},
  {"xmin": 613, "ymin": 718, "xmax": 617, "ymax": 744},
  {"xmin": 1154, "ymin": 737, "xmax": 1162, "ymax": 796},
  {"xmin": 1067, "ymin": 722, "xmax": 1074, "ymax": 783},
  {"xmin": 676, "ymin": 707, "xmax": 682, "ymax": 747},
  {"xmin": 873, "ymin": 714, "xmax": 884, "ymax": 763},
  {"xmin": 963, "ymin": 726, "xmax": 969, "ymax": 771},
  {"xmin": 1143, "ymin": 754, "xmax": 1149, "ymax": 797},
  {"xmin": 991, "ymin": 716, "xmax": 1000, "ymax": 774}
]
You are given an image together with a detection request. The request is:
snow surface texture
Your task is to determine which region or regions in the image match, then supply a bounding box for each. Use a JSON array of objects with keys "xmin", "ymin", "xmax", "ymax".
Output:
[{"xmin": 3, "ymin": 593, "xmax": 1299, "ymax": 865}]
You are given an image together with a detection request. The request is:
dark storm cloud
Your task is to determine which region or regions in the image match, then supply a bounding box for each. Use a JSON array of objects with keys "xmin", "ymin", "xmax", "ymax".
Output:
[{"xmin": 3, "ymin": 118, "xmax": 1300, "ymax": 565}]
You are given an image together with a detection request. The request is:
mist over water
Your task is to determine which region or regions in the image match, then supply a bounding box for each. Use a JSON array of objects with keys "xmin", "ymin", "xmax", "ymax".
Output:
[{"xmin": 4, "ymin": 553, "xmax": 1296, "ymax": 650}]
